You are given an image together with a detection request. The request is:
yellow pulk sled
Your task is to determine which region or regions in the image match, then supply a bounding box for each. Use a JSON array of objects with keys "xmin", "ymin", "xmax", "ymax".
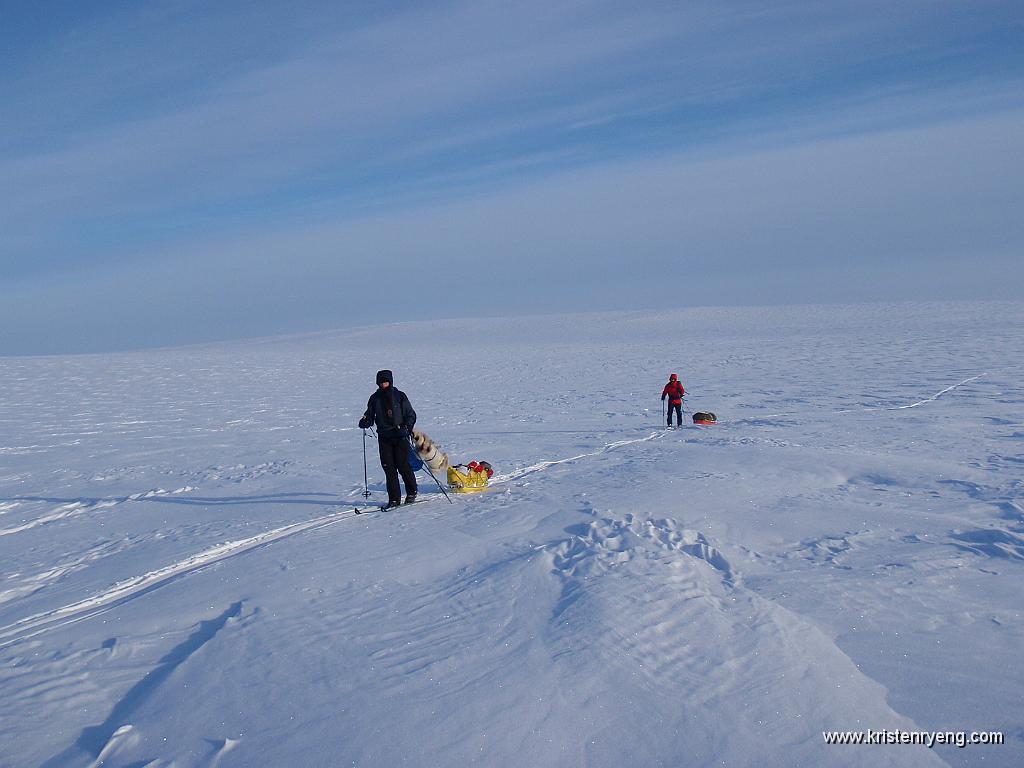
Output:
[{"xmin": 447, "ymin": 461, "xmax": 494, "ymax": 493}]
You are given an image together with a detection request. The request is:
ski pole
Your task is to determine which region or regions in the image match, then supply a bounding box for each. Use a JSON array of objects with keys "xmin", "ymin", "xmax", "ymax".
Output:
[
  {"xmin": 361, "ymin": 429, "xmax": 371, "ymax": 499},
  {"xmin": 420, "ymin": 462, "xmax": 453, "ymax": 504},
  {"xmin": 661, "ymin": 399, "xmax": 665, "ymax": 424}
]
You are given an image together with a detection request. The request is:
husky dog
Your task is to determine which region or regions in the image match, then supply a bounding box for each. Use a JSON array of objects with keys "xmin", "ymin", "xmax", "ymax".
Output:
[{"xmin": 411, "ymin": 429, "xmax": 449, "ymax": 473}]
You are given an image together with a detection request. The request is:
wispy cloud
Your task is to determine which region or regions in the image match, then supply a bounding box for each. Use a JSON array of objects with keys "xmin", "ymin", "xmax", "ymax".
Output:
[{"xmin": 1, "ymin": 0, "xmax": 1022, "ymax": 352}]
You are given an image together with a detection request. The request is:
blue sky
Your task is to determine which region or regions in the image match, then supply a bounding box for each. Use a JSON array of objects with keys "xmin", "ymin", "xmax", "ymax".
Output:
[{"xmin": 1, "ymin": 0, "xmax": 1022, "ymax": 354}]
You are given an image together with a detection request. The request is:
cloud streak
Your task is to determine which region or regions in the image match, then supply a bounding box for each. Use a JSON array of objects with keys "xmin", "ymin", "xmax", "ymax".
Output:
[
  {"xmin": 3, "ymin": 108, "xmax": 1021, "ymax": 354},
  {"xmin": 1, "ymin": 0, "xmax": 1022, "ymax": 352}
]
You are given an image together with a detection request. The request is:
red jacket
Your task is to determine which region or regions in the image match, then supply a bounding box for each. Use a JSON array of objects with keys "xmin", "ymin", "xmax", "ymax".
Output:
[{"xmin": 661, "ymin": 380, "xmax": 685, "ymax": 405}]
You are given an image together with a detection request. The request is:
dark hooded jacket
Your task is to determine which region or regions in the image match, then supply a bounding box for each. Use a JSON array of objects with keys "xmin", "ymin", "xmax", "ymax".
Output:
[{"xmin": 359, "ymin": 369, "xmax": 416, "ymax": 439}]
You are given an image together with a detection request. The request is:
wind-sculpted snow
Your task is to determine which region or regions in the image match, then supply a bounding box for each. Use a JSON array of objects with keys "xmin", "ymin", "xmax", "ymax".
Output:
[
  {"xmin": 544, "ymin": 515, "xmax": 943, "ymax": 766},
  {"xmin": 0, "ymin": 301, "xmax": 1021, "ymax": 767}
]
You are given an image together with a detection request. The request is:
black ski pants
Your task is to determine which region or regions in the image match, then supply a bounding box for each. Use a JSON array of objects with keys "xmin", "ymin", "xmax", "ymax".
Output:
[
  {"xmin": 667, "ymin": 402, "xmax": 682, "ymax": 426},
  {"xmin": 378, "ymin": 436, "xmax": 418, "ymax": 503}
]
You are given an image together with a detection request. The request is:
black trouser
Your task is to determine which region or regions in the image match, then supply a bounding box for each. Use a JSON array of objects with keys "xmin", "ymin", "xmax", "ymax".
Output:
[
  {"xmin": 378, "ymin": 436, "xmax": 418, "ymax": 503},
  {"xmin": 667, "ymin": 402, "xmax": 682, "ymax": 426}
]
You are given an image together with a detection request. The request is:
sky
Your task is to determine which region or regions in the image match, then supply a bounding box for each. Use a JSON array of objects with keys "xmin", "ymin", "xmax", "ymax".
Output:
[{"xmin": 1, "ymin": 0, "xmax": 1022, "ymax": 355}]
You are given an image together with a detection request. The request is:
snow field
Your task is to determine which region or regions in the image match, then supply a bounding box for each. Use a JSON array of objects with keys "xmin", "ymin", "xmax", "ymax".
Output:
[{"xmin": 0, "ymin": 301, "xmax": 1021, "ymax": 767}]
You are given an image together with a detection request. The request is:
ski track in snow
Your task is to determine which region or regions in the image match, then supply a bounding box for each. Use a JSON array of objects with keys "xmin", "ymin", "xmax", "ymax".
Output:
[
  {"xmin": 0, "ymin": 373, "xmax": 993, "ymax": 649},
  {"xmin": 0, "ymin": 486, "xmax": 195, "ymax": 538},
  {"xmin": 0, "ymin": 510, "xmax": 351, "ymax": 649},
  {"xmin": 834, "ymin": 373, "xmax": 988, "ymax": 413},
  {"xmin": 1, "ymin": 463, "xmax": 293, "ymax": 531},
  {"xmin": 0, "ymin": 537, "xmax": 142, "ymax": 607},
  {"xmin": 0, "ymin": 431, "xmax": 667, "ymax": 650},
  {"xmin": 494, "ymin": 430, "xmax": 665, "ymax": 483},
  {"xmin": 749, "ymin": 373, "xmax": 986, "ymax": 421}
]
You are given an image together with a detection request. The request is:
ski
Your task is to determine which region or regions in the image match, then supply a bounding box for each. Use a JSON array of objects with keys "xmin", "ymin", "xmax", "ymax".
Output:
[{"xmin": 354, "ymin": 498, "xmax": 427, "ymax": 514}]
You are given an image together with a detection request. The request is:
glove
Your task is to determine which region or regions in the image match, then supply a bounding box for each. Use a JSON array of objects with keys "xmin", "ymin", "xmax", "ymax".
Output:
[
  {"xmin": 397, "ymin": 426, "xmax": 409, "ymax": 438},
  {"xmin": 358, "ymin": 417, "xmax": 371, "ymax": 429}
]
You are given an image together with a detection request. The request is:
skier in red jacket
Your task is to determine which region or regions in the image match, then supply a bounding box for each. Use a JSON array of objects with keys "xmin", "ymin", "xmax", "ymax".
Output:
[{"xmin": 661, "ymin": 373, "xmax": 686, "ymax": 427}]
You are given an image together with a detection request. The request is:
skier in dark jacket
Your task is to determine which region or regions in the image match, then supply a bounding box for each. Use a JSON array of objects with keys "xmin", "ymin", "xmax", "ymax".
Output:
[
  {"xmin": 661, "ymin": 373, "xmax": 686, "ymax": 427},
  {"xmin": 358, "ymin": 370, "xmax": 418, "ymax": 508}
]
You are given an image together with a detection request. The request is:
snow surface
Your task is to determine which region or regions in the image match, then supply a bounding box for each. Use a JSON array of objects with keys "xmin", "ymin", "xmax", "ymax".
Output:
[{"xmin": 0, "ymin": 301, "xmax": 1021, "ymax": 767}]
